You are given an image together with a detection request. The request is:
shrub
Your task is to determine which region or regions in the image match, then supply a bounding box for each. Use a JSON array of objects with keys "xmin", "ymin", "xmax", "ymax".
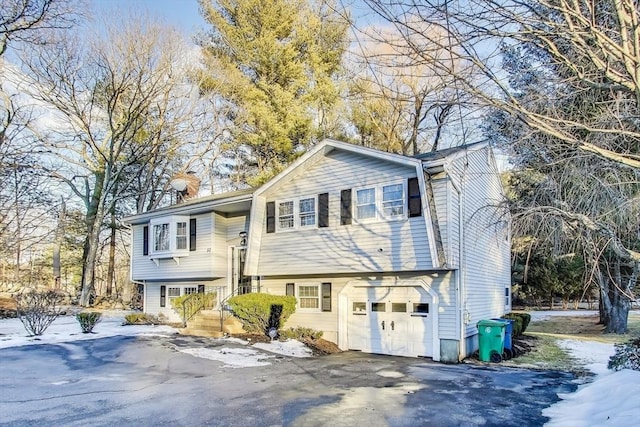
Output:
[
  {"xmin": 14, "ymin": 289, "xmax": 65, "ymax": 336},
  {"xmin": 76, "ymin": 312, "xmax": 101, "ymax": 333},
  {"xmin": 123, "ymin": 313, "xmax": 159, "ymax": 325},
  {"xmin": 170, "ymin": 292, "xmax": 217, "ymax": 327},
  {"xmin": 227, "ymin": 293, "xmax": 296, "ymax": 335},
  {"xmin": 280, "ymin": 327, "xmax": 323, "ymax": 341},
  {"xmin": 608, "ymin": 337, "xmax": 640, "ymax": 371},
  {"xmin": 503, "ymin": 312, "xmax": 531, "ymax": 337}
]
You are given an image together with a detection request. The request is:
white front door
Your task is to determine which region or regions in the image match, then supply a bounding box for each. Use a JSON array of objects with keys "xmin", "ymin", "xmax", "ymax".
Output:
[{"xmin": 347, "ymin": 286, "xmax": 432, "ymax": 357}]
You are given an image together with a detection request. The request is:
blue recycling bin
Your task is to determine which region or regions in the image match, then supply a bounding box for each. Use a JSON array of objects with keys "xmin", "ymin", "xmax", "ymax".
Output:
[{"xmin": 492, "ymin": 318, "xmax": 514, "ymax": 351}]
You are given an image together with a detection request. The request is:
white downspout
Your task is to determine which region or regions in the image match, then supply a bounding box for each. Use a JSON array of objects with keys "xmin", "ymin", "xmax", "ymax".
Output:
[{"xmin": 449, "ymin": 176, "xmax": 466, "ymax": 360}]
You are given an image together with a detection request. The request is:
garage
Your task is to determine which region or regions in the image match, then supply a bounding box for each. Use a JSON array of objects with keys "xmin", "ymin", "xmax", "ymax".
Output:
[{"xmin": 346, "ymin": 285, "xmax": 434, "ymax": 357}]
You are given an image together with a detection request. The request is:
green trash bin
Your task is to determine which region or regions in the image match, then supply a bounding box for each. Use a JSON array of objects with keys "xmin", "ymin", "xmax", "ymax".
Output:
[{"xmin": 477, "ymin": 319, "xmax": 506, "ymax": 362}]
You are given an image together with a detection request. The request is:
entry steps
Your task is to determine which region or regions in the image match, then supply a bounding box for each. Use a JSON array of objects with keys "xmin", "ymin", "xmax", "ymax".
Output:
[{"xmin": 180, "ymin": 309, "xmax": 245, "ymax": 338}]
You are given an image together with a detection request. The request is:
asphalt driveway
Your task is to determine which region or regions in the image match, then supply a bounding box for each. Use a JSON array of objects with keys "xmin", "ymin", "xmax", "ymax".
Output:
[{"xmin": 0, "ymin": 334, "xmax": 577, "ymax": 426}]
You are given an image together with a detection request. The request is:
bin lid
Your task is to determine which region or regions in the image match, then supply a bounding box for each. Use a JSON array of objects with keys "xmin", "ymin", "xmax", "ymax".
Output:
[{"xmin": 477, "ymin": 319, "xmax": 506, "ymax": 328}]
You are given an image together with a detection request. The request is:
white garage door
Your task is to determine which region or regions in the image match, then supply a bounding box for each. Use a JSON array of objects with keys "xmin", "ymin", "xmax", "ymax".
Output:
[{"xmin": 347, "ymin": 286, "xmax": 433, "ymax": 357}]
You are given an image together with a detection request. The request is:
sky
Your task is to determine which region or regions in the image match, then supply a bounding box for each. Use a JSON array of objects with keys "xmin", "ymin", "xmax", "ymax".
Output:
[{"xmin": 2, "ymin": 310, "xmax": 639, "ymax": 425}]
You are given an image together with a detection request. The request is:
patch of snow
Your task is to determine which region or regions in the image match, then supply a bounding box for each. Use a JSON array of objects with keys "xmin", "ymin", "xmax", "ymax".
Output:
[
  {"xmin": 376, "ymin": 370, "xmax": 405, "ymax": 378},
  {"xmin": 544, "ymin": 338, "xmax": 640, "ymax": 426},
  {"xmin": 252, "ymin": 339, "xmax": 312, "ymax": 358},
  {"xmin": 179, "ymin": 347, "xmax": 273, "ymax": 368}
]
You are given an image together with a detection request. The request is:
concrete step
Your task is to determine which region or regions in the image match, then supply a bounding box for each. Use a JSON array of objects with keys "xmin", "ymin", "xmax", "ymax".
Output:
[{"xmin": 179, "ymin": 311, "xmax": 245, "ymax": 338}]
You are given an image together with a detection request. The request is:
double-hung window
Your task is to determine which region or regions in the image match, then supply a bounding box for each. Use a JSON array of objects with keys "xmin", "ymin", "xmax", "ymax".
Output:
[
  {"xmin": 176, "ymin": 222, "xmax": 187, "ymax": 250},
  {"xmin": 382, "ymin": 184, "xmax": 404, "ymax": 218},
  {"xmin": 154, "ymin": 223, "xmax": 170, "ymax": 252},
  {"xmin": 276, "ymin": 195, "xmax": 317, "ymax": 231},
  {"xmin": 298, "ymin": 285, "xmax": 320, "ymax": 309},
  {"xmin": 355, "ymin": 188, "xmax": 376, "ymax": 220},
  {"xmin": 354, "ymin": 182, "xmax": 406, "ymax": 222},
  {"xmin": 299, "ymin": 197, "xmax": 316, "ymax": 227}
]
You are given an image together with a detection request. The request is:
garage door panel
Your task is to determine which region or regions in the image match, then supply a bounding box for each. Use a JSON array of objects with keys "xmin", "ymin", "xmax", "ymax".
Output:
[{"xmin": 347, "ymin": 285, "xmax": 433, "ymax": 357}]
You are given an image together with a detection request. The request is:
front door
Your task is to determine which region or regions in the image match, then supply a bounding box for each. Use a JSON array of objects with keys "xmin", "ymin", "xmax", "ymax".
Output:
[{"xmin": 229, "ymin": 246, "xmax": 251, "ymax": 295}]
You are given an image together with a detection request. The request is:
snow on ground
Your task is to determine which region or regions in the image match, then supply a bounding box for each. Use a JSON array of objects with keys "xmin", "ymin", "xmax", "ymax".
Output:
[
  {"xmin": 529, "ymin": 310, "xmax": 599, "ymax": 322},
  {"xmin": 539, "ymin": 312, "xmax": 640, "ymax": 426},
  {"xmin": 0, "ymin": 311, "xmax": 312, "ymax": 366},
  {"xmin": 0, "ymin": 311, "xmax": 176, "ymax": 349}
]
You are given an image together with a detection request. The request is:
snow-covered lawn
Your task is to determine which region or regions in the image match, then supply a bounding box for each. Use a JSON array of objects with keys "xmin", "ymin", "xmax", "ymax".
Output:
[
  {"xmin": 0, "ymin": 310, "xmax": 312, "ymax": 365},
  {"xmin": 0, "ymin": 310, "xmax": 638, "ymax": 425}
]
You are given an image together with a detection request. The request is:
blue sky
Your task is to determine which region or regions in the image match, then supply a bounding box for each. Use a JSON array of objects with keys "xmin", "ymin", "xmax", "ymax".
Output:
[
  {"xmin": 91, "ymin": 0, "xmax": 376, "ymax": 36},
  {"xmin": 91, "ymin": 0, "xmax": 207, "ymax": 34}
]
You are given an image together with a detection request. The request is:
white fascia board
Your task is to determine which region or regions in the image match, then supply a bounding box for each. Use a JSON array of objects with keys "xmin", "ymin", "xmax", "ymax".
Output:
[
  {"xmin": 416, "ymin": 164, "xmax": 441, "ymax": 269},
  {"xmin": 244, "ymin": 194, "xmax": 265, "ymax": 276},
  {"xmin": 123, "ymin": 192, "xmax": 253, "ymax": 225}
]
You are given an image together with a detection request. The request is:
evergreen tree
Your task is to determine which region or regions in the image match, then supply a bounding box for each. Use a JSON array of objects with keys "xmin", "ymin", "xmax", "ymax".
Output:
[{"xmin": 197, "ymin": 0, "xmax": 348, "ymax": 186}]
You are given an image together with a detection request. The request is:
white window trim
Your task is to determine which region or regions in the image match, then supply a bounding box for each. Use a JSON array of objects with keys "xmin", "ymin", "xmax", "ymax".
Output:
[
  {"xmin": 353, "ymin": 181, "xmax": 407, "ymax": 223},
  {"xmin": 149, "ymin": 215, "xmax": 190, "ymax": 260},
  {"xmin": 296, "ymin": 283, "xmax": 321, "ymax": 312},
  {"xmin": 275, "ymin": 195, "xmax": 318, "ymax": 232}
]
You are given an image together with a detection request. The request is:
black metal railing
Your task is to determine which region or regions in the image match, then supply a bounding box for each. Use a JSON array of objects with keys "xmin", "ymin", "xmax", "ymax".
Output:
[
  {"xmin": 217, "ymin": 285, "xmax": 259, "ymax": 332},
  {"xmin": 179, "ymin": 291, "xmax": 217, "ymax": 328}
]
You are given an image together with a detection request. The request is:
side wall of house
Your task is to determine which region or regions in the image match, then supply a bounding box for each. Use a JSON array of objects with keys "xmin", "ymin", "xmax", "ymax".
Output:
[
  {"xmin": 255, "ymin": 150, "xmax": 434, "ymax": 275},
  {"xmin": 448, "ymin": 148, "xmax": 511, "ymax": 346}
]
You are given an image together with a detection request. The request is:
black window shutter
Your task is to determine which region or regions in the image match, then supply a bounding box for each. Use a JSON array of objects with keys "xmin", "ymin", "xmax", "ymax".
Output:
[
  {"xmin": 198, "ymin": 284, "xmax": 205, "ymax": 294},
  {"xmin": 321, "ymin": 283, "xmax": 332, "ymax": 312},
  {"xmin": 189, "ymin": 218, "xmax": 197, "ymax": 251},
  {"xmin": 318, "ymin": 193, "xmax": 329, "ymax": 227},
  {"xmin": 408, "ymin": 177, "xmax": 422, "ymax": 217},
  {"xmin": 160, "ymin": 285, "xmax": 166, "ymax": 308},
  {"xmin": 143, "ymin": 226, "xmax": 149, "ymax": 256},
  {"xmin": 266, "ymin": 201, "xmax": 276, "ymax": 233},
  {"xmin": 286, "ymin": 283, "xmax": 295, "ymax": 296},
  {"xmin": 340, "ymin": 189, "xmax": 352, "ymax": 225}
]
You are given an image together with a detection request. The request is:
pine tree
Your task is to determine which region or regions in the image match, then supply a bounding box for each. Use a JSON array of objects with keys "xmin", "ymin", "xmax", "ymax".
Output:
[{"xmin": 197, "ymin": 0, "xmax": 348, "ymax": 186}]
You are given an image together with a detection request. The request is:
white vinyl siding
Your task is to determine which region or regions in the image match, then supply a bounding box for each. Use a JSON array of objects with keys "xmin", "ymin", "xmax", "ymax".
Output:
[
  {"xmin": 257, "ymin": 150, "xmax": 432, "ymax": 275},
  {"xmin": 131, "ymin": 212, "xmax": 249, "ymax": 281},
  {"xmin": 445, "ymin": 149, "xmax": 510, "ymax": 338}
]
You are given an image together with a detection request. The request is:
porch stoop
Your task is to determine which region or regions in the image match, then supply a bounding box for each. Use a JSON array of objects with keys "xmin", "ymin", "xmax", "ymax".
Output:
[{"xmin": 180, "ymin": 310, "xmax": 245, "ymax": 338}]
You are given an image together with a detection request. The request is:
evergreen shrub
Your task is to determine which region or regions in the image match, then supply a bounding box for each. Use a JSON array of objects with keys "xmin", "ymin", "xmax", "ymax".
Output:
[
  {"xmin": 608, "ymin": 337, "xmax": 640, "ymax": 371},
  {"xmin": 76, "ymin": 312, "xmax": 101, "ymax": 333},
  {"xmin": 280, "ymin": 327, "xmax": 323, "ymax": 341},
  {"xmin": 123, "ymin": 313, "xmax": 159, "ymax": 325},
  {"xmin": 227, "ymin": 293, "xmax": 296, "ymax": 335}
]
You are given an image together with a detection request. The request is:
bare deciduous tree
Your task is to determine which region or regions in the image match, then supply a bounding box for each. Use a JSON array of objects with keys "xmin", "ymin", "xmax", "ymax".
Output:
[{"xmin": 20, "ymin": 15, "xmax": 220, "ymax": 306}]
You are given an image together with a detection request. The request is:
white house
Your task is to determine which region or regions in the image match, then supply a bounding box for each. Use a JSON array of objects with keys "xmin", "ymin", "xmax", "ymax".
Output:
[{"xmin": 124, "ymin": 139, "xmax": 511, "ymax": 362}]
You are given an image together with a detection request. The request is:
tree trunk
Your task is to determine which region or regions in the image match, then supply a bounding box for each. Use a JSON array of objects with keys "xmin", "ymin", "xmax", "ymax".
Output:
[
  {"xmin": 597, "ymin": 258, "xmax": 633, "ymax": 334},
  {"xmin": 106, "ymin": 212, "xmax": 116, "ymax": 297},
  {"xmin": 79, "ymin": 222, "xmax": 100, "ymax": 306}
]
